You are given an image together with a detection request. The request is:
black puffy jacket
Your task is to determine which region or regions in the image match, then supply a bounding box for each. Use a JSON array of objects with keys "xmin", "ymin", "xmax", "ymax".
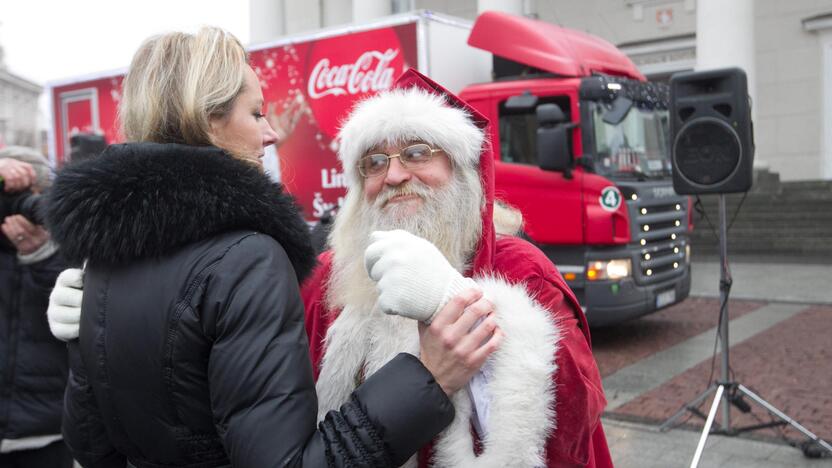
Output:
[
  {"xmin": 0, "ymin": 246, "xmax": 67, "ymax": 442},
  {"xmin": 47, "ymin": 143, "xmax": 454, "ymax": 468}
]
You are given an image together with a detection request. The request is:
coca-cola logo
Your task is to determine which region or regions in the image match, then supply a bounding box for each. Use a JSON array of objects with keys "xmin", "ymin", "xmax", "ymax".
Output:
[
  {"xmin": 307, "ymin": 49, "xmax": 399, "ymax": 99},
  {"xmin": 305, "ymin": 27, "xmax": 407, "ymax": 138}
]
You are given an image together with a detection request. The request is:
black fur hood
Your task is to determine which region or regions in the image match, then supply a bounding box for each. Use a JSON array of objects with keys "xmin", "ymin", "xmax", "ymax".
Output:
[{"xmin": 46, "ymin": 142, "xmax": 315, "ymax": 280}]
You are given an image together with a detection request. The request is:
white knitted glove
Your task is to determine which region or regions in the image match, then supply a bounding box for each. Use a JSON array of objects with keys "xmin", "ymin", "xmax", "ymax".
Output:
[
  {"xmin": 364, "ymin": 230, "xmax": 479, "ymax": 323},
  {"xmin": 47, "ymin": 268, "xmax": 84, "ymax": 341}
]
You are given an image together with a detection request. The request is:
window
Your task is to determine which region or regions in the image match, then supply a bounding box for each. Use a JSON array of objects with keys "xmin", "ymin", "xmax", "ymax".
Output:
[
  {"xmin": 497, "ymin": 95, "xmax": 571, "ymax": 165},
  {"xmin": 589, "ymin": 101, "xmax": 671, "ymax": 179}
]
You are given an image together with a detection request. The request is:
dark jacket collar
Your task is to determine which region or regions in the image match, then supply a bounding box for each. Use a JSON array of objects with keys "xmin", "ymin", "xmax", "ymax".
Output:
[{"xmin": 46, "ymin": 142, "xmax": 315, "ymax": 280}]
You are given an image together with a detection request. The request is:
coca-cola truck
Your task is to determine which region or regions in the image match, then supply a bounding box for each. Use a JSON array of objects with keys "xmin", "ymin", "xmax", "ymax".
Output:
[{"xmin": 47, "ymin": 10, "xmax": 691, "ymax": 326}]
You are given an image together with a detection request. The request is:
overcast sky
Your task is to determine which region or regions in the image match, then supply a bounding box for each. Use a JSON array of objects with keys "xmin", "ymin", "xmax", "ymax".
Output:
[{"xmin": 0, "ymin": 0, "xmax": 250, "ymax": 85}]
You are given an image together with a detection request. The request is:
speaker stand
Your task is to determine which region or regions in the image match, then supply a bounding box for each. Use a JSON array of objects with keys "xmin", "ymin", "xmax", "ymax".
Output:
[{"xmin": 658, "ymin": 195, "xmax": 832, "ymax": 466}]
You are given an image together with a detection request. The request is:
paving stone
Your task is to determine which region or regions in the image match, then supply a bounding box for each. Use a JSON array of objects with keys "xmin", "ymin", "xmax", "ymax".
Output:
[
  {"xmin": 609, "ymin": 306, "xmax": 832, "ymax": 445},
  {"xmin": 602, "ymin": 303, "xmax": 807, "ymax": 410},
  {"xmin": 604, "ymin": 419, "xmax": 831, "ymax": 468},
  {"xmin": 592, "ymin": 297, "xmax": 764, "ymax": 377}
]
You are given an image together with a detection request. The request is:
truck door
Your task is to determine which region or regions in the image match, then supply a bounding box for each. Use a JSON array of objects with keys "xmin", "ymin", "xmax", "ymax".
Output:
[{"xmin": 493, "ymin": 95, "xmax": 584, "ymax": 245}]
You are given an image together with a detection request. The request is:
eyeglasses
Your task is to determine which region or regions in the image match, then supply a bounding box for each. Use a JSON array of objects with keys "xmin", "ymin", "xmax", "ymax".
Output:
[{"xmin": 357, "ymin": 143, "xmax": 443, "ymax": 178}]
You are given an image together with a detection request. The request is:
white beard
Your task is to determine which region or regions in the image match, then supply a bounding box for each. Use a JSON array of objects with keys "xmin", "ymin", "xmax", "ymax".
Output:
[
  {"xmin": 325, "ymin": 165, "xmax": 483, "ymax": 314},
  {"xmin": 317, "ymin": 166, "xmax": 483, "ymax": 419}
]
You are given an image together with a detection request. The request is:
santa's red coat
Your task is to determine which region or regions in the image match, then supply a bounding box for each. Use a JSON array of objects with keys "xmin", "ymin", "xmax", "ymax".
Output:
[{"xmin": 302, "ymin": 237, "xmax": 612, "ymax": 467}]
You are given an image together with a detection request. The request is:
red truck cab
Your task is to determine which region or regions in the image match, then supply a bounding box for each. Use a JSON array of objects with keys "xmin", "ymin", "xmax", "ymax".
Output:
[{"xmin": 460, "ymin": 12, "xmax": 691, "ymax": 326}]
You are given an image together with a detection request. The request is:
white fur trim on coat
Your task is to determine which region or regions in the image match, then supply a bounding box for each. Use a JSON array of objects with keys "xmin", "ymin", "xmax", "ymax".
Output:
[
  {"xmin": 431, "ymin": 275, "xmax": 560, "ymax": 468},
  {"xmin": 315, "ymin": 275, "xmax": 561, "ymax": 468},
  {"xmin": 337, "ymin": 87, "xmax": 485, "ymax": 187}
]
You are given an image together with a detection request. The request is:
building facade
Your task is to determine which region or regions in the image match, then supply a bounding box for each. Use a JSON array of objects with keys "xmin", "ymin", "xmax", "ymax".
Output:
[
  {"xmin": 0, "ymin": 43, "xmax": 41, "ymax": 149},
  {"xmin": 251, "ymin": 0, "xmax": 832, "ymax": 181}
]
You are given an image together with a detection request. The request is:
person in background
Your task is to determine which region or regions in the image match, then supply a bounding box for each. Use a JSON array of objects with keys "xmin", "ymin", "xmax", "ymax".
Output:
[
  {"xmin": 44, "ymin": 27, "xmax": 500, "ymax": 467},
  {"xmin": 0, "ymin": 147, "xmax": 71, "ymax": 468}
]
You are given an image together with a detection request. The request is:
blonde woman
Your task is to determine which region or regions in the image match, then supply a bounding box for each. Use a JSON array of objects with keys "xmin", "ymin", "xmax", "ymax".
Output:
[{"xmin": 46, "ymin": 28, "xmax": 498, "ymax": 467}]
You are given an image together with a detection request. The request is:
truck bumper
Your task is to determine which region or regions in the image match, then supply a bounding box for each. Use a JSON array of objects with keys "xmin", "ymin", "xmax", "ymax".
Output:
[{"xmin": 571, "ymin": 265, "xmax": 691, "ymax": 327}]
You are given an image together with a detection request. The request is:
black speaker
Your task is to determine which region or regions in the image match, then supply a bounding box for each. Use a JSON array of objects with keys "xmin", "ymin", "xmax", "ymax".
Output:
[{"xmin": 670, "ymin": 68, "xmax": 754, "ymax": 194}]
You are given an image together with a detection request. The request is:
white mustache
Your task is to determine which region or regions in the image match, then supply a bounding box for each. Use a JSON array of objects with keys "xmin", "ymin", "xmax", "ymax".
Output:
[{"xmin": 376, "ymin": 182, "xmax": 432, "ymax": 208}]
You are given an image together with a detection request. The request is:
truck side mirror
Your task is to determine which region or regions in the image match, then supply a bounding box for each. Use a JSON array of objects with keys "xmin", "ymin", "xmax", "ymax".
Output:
[{"xmin": 536, "ymin": 103, "xmax": 572, "ymax": 174}]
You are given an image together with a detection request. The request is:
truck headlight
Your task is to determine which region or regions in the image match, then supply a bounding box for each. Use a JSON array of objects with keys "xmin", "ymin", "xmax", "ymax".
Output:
[{"xmin": 586, "ymin": 259, "xmax": 632, "ymax": 281}]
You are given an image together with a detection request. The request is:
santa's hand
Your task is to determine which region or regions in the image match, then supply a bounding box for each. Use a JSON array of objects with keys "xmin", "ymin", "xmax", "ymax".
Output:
[
  {"xmin": 364, "ymin": 230, "xmax": 478, "ymax": 323},
  {"xmin": 47, "ymin": 268, "xmax": 84, "ymax": 341}
]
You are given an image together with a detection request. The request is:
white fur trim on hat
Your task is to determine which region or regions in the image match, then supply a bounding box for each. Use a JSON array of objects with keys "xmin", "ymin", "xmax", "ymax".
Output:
[{"xmin": 337, "ymin": 87, "xmax": 484, "ymax": 187}]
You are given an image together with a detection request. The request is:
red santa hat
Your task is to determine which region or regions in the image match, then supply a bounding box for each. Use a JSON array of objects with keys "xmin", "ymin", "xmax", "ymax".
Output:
[{"xmin": 337, "ymin": 69, "xmax": 487, "ymax": 188}]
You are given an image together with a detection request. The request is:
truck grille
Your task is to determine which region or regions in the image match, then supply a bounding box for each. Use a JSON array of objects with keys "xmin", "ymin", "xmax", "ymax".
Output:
[{"xmin": 630, "ymin": 198, "xmax": 688, "ymax": 285}]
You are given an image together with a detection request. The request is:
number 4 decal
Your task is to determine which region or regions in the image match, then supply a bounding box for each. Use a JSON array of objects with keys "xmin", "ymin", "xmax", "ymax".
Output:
[{"xmin": 599, "ymin": 186, "xmax": 622, "ymax": 212}]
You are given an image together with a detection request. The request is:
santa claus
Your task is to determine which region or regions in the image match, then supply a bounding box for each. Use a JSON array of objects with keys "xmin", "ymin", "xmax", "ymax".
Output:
[{"xmin": 302, "ymin": 69, "xmax": 613, "ymax": 468}]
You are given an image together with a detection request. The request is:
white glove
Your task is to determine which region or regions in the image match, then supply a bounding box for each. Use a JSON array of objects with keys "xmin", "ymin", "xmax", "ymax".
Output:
[
  {"xmin": 364, "ymin": 230, "xmax": 478, "ymax": 323},
  {"xmin": 47, "ymin": 268, "xmax": 84, "ymax": 341}
]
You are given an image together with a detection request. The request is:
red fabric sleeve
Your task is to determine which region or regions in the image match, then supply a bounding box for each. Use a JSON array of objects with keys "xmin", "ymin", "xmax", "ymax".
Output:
[
  {"xmin": 528, "ymin": 275, "xmax": 610, "ymax": 467},
  {"xmin": 492, "ymin": 238, "xmax": 612, "ymax": 467},
  {"xmin": 300, "ymin": 251, "xmax": 334, "ymax": 380}
]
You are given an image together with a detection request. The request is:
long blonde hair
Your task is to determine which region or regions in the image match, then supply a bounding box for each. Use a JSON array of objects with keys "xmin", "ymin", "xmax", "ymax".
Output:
[
  {"xmin": 493, "ymin": 199, "xmax": 524, "ymax": 236},
  {"xmin": 119, "ymin": 27, "xmax": 248, "ymax": 145}
]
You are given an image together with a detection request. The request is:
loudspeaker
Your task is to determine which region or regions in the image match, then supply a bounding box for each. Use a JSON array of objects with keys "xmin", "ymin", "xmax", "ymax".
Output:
[{"xmin": 670, "ymin": 68, "xmax": 754, "ymax": 194}]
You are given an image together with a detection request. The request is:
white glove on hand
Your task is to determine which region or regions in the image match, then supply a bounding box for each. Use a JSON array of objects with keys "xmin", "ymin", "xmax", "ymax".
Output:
[
  {"xmin": 47, "ymin": 268, "xmax": 84, "ymax": 341},
  {"xmin": 364, "ymin": 230, "xmax": 478, "ymax": 323}
]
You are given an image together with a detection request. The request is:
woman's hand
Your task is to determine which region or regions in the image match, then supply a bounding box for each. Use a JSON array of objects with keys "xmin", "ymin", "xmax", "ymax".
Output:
[
  {"xmin": 47, "ymin": 268, "xmax": 85, "ymax": 341},
  {"xmin": 418, "ymin": 288, "xmax": 502, "ymax": 395}
]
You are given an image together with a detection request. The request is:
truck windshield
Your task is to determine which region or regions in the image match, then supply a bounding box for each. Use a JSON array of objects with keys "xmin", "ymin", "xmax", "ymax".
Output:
[{"xmin": 589, "ymin": 101, "xmax": 672, "ymax": 179}]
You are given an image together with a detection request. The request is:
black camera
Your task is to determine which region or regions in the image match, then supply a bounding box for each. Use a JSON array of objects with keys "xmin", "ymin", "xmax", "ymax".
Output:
[
  {"xmin": 70, "ymin": 133, "xmax": 108, "ymax": 163},
  {"xmin": 0, "ymin": 180, "xmax": 46, "ymax": 226}
]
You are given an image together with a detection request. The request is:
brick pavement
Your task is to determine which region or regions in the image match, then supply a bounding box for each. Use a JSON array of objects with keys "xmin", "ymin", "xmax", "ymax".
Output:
[
  {"xmin": 610, "ymin": 305, "xmax": 832, "ymax": 444},
  {"xmin": 591, "ymin": 297, "xmax": 765, "ymax": 377},
  {"xmin": 604, "ymin": 418, "xmax": 832, "ymax": 468}
]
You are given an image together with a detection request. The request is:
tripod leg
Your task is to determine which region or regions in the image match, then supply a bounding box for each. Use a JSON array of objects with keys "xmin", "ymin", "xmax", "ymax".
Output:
[
  {"xmin": 690, "ymin": 384, "xmax": 725, "ymax": 468},
  {"xmin": 659, "ymin": 384, "xmax": 719, "ymax": 432},
  {"xmin": 737, "ymin": 384, "xmax": 832, "ymax": 455}
]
